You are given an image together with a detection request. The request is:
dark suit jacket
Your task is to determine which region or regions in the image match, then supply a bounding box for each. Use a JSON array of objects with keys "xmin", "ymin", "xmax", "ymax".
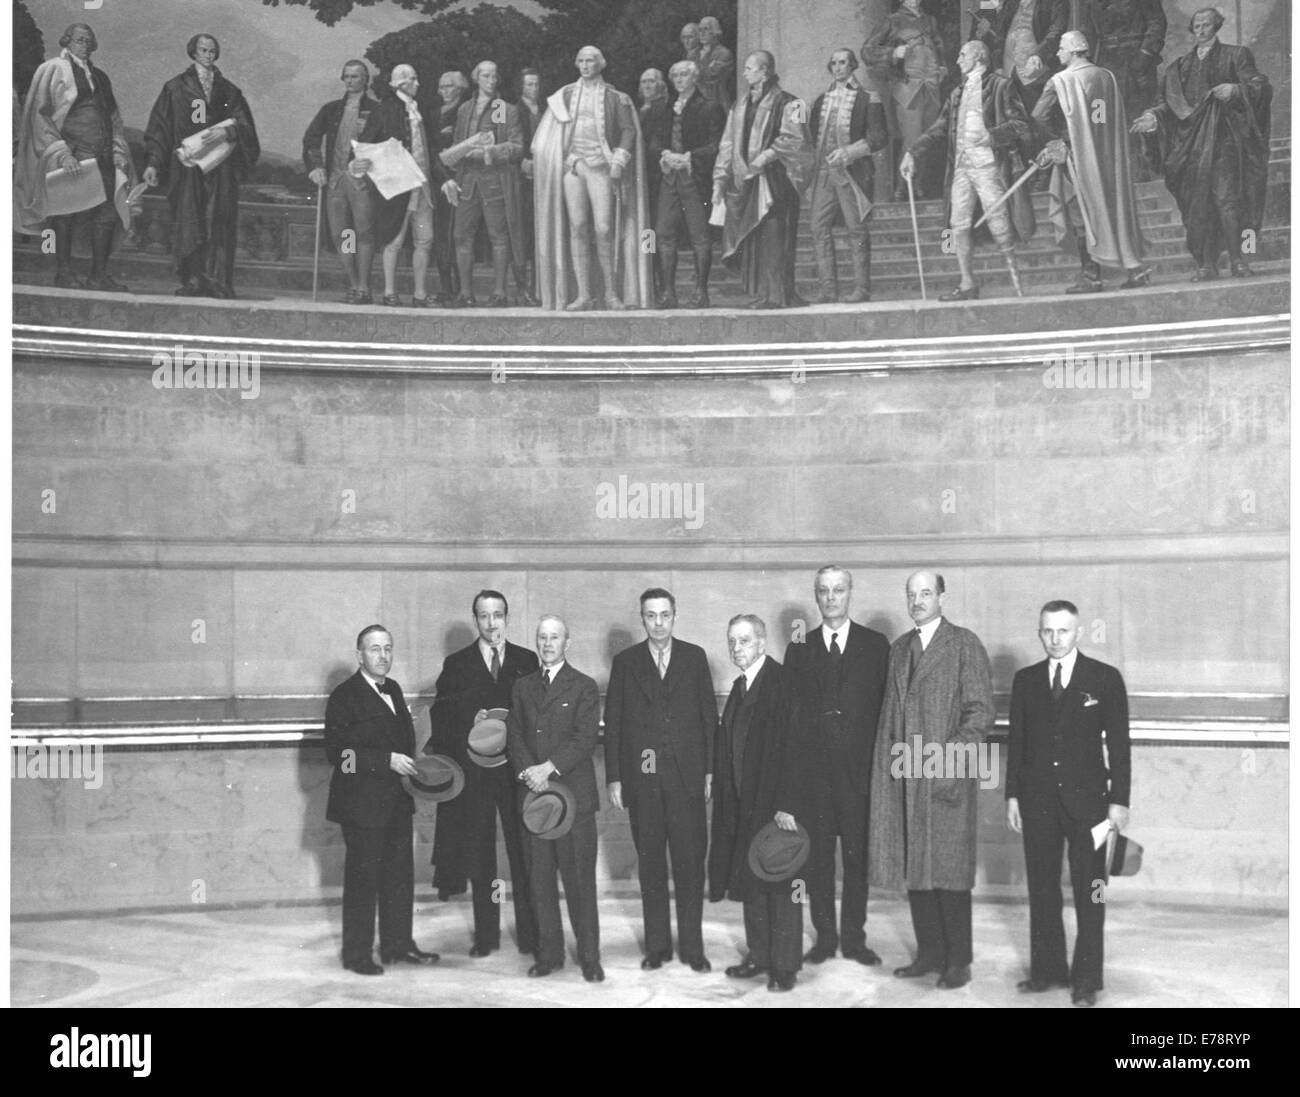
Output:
[
  {"xmin": 324, "ymin": 670, "xmax": 415, "ymax": 827},
  {"xmin": 301, "ymin": 91, "xmax": 384, "ymax": 174},
  {"xmin": 603, "ymin": 638, "xmax": 717, "ymax": 792},
  {"xmin": 373, "ymin": 93, "xmax": 451, "ymax": 248},
  {"xmin": 708, "ymin": 657, "xmax": 804, "ymax": 903},
  {"xmin": 1006, "ymin": 652, "xmax": 1131, "ymax": 824},
  {"xmin": 426, "ymin": 640, "xmax": 539, "ymax": 879},
  {"xmin": 985, "ymin": 0, "xmax": 1071, "ymax": 69},
  {"xmin": 783, "ymin": 621, "xmax": 890, "ymax": 794},
  {"xmin": 810, "ymin": 82, "xmax": 888, "ymax": 197},
  {"xmin": 506, "ymin": 662, "xmax": 601, "ymax": 816},
  {"xmin": 652, "ymin": 92, "xmax": 726, "ymax": 196}
]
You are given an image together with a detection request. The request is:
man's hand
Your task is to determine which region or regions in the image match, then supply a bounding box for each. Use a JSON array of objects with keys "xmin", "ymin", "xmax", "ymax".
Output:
[
  {"xmin": 1035, "ymin": 138, "xmax": 1067, "ymax": 168},
  {"xmin": 389, "ymin": 752, "xmax": 418, "ymax": 777},
  {"xmin": 826, "ymin": 148, "xmax": 847, "ymax": 168},
  {"xmin": 113, "ymin": 151, "xmax": 130, "ymax": 170},
  {"xmin": 975, "ymin": 17, "xmax": 992, "ymax": 38},
  {"xmin": 610, "ymin": 160, "xmax": 624, "ymax": 180},
  {"xmin": 1130, "ymin": 112, "xmax": 1158, "ymax": 134},
  {"xmin": 1006, "ymin": 796, "xmax": 1022, "ymax": 833},
  {"xmin": 774, "ymin": 811, "xmax": 796, "ymax": 832},
  {"xmin": 351, "ymin": 157, "xmax": 372, "ymax": 174},
  {"xmin": 474, "ymin": 709, "xmax": 489, "ymax": 723},
  {"xmin": 608, "ymin": 780, "xmax": 624, "ymax": 810},
  {"xmin": 1024, "ymin": 55, "xmax": 1045, "ymax": 78},
  {"xmin": 442, "ymin": 179, "xmax": 461, "ymax": 206},
  {"xmin": 308, "ymin": 167, "xmax": 327, "ymax": 187},
  {"xmin": 143, "ymin": 165, "xmax": 159, "ymax": 187},
  {"xmin": 521, "ymin": 762, "xmax": 555, "ymax": 792},
  {"xmin": 898, "ymin": 151, "xmax": 915, "ymax": 180},
  {"xmin": 521, "ymin": 157, "xmax": 534, "ymax": 179},
  {"xmin": 1211, "ymin": 82, "xmax": 1237, "ymax": 102},
  {"xmin": 893, "ymin": 44, "xmax": 908, "ymax": 61},
  {"xmin": 704, "ymin": 774, "xmax": 712, "ymax": 803},
  {"xmin": 1108, "ymin": 803, "xmax": 1130, "ymax": 832},
  {"xmin": 59, "ymin": 152, "xmax": 82, "ymax": 174},
  {"xmin": 711, "ymin": 185, "xmax": 725, "ymax": 208}
]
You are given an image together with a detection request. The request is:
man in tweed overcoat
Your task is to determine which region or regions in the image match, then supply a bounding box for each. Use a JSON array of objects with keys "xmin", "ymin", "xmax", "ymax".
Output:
[{"xmin": 868, "ymin": 570, "xmax": 994, "ymax": 991}]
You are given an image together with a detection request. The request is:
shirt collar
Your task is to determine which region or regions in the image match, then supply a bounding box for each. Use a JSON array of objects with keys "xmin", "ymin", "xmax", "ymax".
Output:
[
  {"xmin": 650, "ymin": 638, "xmax": 673, "ymax": 660},
  {"xmin": 821, "ymin": 621, "xmax": 851, "ymax": 649},
  {"xmin": 742, "ymin": 653, "xmax": 767, "ymax": 687},
  {"xmin": 360, "ymin": 668, "xmax": 388, "ymax": 690},
  {"xmin": 1196, "ymin": 40, "xmax": 1217, "ymax": 58},
  {"xmin": 1049, "ymin": 648, "xmax": 1079, "ymax": 680},
  {"xmin": 542, "ymin": 660, "xmax": 565, "ymax": 679},
  {"xmin": 916, "ymin": 616, "xmax": 943, "ymax": 647},
  {"xmin": 479, "ymin": 637, "xmax": 503, "ymax": 658}
]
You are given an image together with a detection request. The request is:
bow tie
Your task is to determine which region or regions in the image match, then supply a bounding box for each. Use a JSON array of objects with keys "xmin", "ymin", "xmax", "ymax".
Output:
[{"xmin": 374, "ymin": 680, "xmax": 392, "ymax": 696}]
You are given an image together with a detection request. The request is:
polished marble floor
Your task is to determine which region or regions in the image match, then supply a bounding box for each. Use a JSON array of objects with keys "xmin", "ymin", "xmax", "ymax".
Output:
[{"xmin": 11, "ymin": 890, "xmax": 1286, "ymax": 1008}]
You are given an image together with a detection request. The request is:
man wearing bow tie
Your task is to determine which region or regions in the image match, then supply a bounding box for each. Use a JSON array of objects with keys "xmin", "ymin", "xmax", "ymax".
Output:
[
  {"xmin": 868, "ymin": 571, "xmax": 994, "ymax": 991},
  {"xmin": 506, "ymin": 615, "xmax": 604, "ymax": 981},
  {"xmin": 784, "ymin": 566, "xmax": 889, "ymax": 966},
  {"xmin": 605, "ymin": 588, "xmax": 717, "ymax": 972},
  {"xmin": 324, "ymin": 625, "xmax": 440, "ymax": 975},
  {"xmin": 1006, "ymin": 600, "xmax": 1131, "ymax": 1007},
  {"xmin": 425, "ymin": 590, "xmax": 539, "ymax": 958}
]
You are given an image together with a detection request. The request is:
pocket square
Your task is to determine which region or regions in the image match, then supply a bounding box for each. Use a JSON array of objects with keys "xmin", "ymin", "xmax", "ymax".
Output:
[{"xmin": 1082, "ymin": 693, "xmax": 1099, "ymax": 707}]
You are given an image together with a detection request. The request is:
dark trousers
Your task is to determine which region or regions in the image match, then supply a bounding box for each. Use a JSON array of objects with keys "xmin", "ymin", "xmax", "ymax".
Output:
[
  {"xmin": 908, "ymin": 887, "xmax": 972, "ymax": 970},
  {"xmin": 743, "ymin": 888, "xmax": 804, "ymax": 976},
  {"xmin": 527, "ymin": 811, "xmax": 600, "ymax": 967},
  {"xmin": 808, "ymin": 743, "xmax": 869, "ymax": 953},
  {"xmin": 810, "ymin": 172, "xmax": 872, "ymax": 296},
  {"xmin": 626, "ymin": 762, "xmax": 707, "ymax": 961},
  {"xmin": 340, "ymin": 806, "xmax": 414, "ymax": 965},
  {"xmin": 656, "ymin": 174, "xmax": 710, "ymax": 251},
  {"xmin": 468, "ymin": 772, "xmax": 538, "ymax": 953},
  {"xmin": 1023, "ymin": 794, "xmax": 1107, "ymax": 991}
]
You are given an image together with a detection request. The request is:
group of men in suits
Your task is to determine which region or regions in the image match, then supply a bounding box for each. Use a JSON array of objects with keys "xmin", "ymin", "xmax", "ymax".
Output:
[{"xmin": 323, "ymin": 571, "xmax": 1131, "ymax": 1005}]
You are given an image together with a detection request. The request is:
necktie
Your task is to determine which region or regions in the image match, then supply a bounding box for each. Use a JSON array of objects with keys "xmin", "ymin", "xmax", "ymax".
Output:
[
  {"xmin": 490, "ymin": 647, "xmax": 500, "ymax": 682},
  {"xmin": 828, "ymin": 633, "xmax": 842, "ymax": 661},
  {"xmin": 657, "ymin": 649, "xmax": 667, "ymax": 679},
  {"xmin": 908, "ymin": 629, "xmax": 923, "ymax": 683},
  {"xmin": 542, "ymin": 668, "xmax": 551, "ymax": 691},
  {"xmin": 736, "ymin": 673, "xmax": 747, "ymax": 697},
  {"xmin": 1052, "ymin": 662, "xmax": 1064, "ymax": 702}
]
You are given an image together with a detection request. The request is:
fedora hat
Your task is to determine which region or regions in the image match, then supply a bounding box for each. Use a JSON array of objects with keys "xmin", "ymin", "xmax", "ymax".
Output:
[
  {"xmin": 1104, "ymin": 828, "xmax": 1143, "ymax": 883},
  {"xmin": 402, "ymin": 753, "xmax": 465, "ymax": 803},
  {"xmin": 747, "ymin": 820, "xmax": 811, "ymax": 883},
  {"xmin": 467, "ymin": 708, "xmax": 509, "ymax": 769},
  {"xmin": 521, "ymin": 781, "xmax": 576, "ymax": 840}
]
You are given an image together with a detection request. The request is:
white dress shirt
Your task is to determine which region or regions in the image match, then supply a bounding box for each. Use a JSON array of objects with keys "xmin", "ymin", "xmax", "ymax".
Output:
[{"xmin": 1049, "ymin": 647, "xmax": 1079, "ymax": 690}]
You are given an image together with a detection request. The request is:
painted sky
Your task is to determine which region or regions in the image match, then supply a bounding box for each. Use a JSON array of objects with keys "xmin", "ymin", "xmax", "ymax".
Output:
[{"xmin": 23, "ymin": 0, "xmax": 542, "ymax": 160}]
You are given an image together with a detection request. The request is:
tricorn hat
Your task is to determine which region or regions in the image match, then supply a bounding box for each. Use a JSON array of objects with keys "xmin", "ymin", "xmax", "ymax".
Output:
[
  {"xmin": 467, "ymin": 708, "xmax": 510, "ymax": 769},
  {"xmin": 402, "ymin": 753, "xmax": 465, "ymax": 803},
  {"xmin": 521, "ymin": 782, "xmax": 576, "ymax": 840},
  {"xmin": 747, "ymin": 820, "xmax": 811, "ymax": 883},
  {"xmin": 1104, "ymin": 829, "xmax": 1143, "ymax": 883}
]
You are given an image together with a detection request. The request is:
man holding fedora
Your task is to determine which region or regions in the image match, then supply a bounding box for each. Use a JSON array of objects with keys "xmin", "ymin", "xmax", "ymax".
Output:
[
  {"xmin": 324, "ymin": 625, "xmax": 441, "ymax": 975},
  {"xmin": 708, "ymin": 614, "xmax": 807, "ymax": 993},
  {"xmin": 426, "ymin": 590, "xmax": 539, "ymax": 958},
  {"xmin": 1006, "ymin": 599, "xmax": 1132, "ymax": 1007},
  {"xmin": 506, "ymin": 615, "xmax": 604, "ymax": 981},
  {"xmin": 605, "ymin": 588, "xmax": 717, "ymax": 973}
]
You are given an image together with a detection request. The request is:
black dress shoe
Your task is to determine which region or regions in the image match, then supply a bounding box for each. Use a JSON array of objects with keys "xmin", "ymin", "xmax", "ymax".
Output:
[
  {"xmin": 175, "ymin": 282, "xmax": 208, "ymax": 297},
  {"xmin": 767, "ymin": 972, "xmax": 796, "ymax": 992},
  {"xmin": 803, "ymin": 943, "xmax": 836, "ymax": 964},
  {"xmin": 939, "ymin": 284, "xmax": 980, "ymax": 301},
  {"xmin": 1120, "ymin": 266, "xmax": 1153, "ymax": 289},
  {"xmin": 487, "ymin": 293, "xmax": 510, "ymax": 307},
  {"xmin": 686, "ymin": 291, "xmax": 711, "ymax": 309},
  {"xmin": 843, "ymin": 947, "xmax": 882, "ymax": 966},
  {"xmin": 937, "ymin": 964, "xmax": 970, "ymax": 989},
  {"xmin": 382, "ymin": 293, "xmax": 403, "ymax": 307},
  {"xmin": 788, "ymin": 292, "xmax": 809, "ymax": 308},
  {"xmin": 450, "ymin": 295, "xmax": 477, "ymax": 308},
  {"xmin": 686, "ymin": 956, "xmax": 712, "ymax": 973},
  {"xmin": 53, "ymin": 272, "xmax": 87, "ymax": 289},
  {"xmin": 1072, "ymin": 987, "xmax": 1098, "ymax": 1007},
  {"xmin": 1017, "ymin": 977, "xmax": 1070, "ymax": 993},
  {"xmin": 343, "ymin": 959, "xmax": 384, "ymax": 976},
  {"xmin": 640, "ymin": 950, "xmax": 671, "ymax": 970},
  {"xmin": 582, "ymin": 962, "xmax": 605, "ymax": 983},
  {"xmin": 657, "ymin": 295, "xmax": 679, "ymax": 309},
  {"xmin": 527, "ymin": 962, "xmax": 555, "ymax": 977},
  {"xmin": 1230, "ymin": 261, "xmax": 1255, "ymax": 278},
  {"xmin": 746, "ymin": 298, "xmax": 779, "ymax": 310},
  {"xmin": 381, "ymin": 946, "xmax": 440, "ymax": 965},
  {"xmin": 515, "ymin": 291, "xmax": 541, "ymax": 307},
  {"xmin": 1191, "ymin": 266, "xmax": 1219, "ymax": 282},
  {"xmin": 841, "ymin": 289, "xmax": 871, "ymax": 304},
  {"xmin": 1064, "ymin": 276, "xmax": 1105, "ymax": 294},
  {"xmin": 894, "ymin": 959, "xmax": 943, "ymax": 978},
  {"xmin": 85, "ymin": 275, "xmax": 130, "ymax": 292},
  {"xmin": 469, "ymin": 943, "xmax": 497, "ymax": 958},
  {"xmin": 725, "ymin": 958, "xmax": 767, "ymax": 980},
  {"xmin": 354, "ymin": 291, "xmax": 373, "ymax": 305},
  {"xmin": 208, "ymin": 284, "xmax": 236, "ymax": 299},
  {"xmin": 815, "ymin": 292, "xmax": 838, "ymax": 305}
]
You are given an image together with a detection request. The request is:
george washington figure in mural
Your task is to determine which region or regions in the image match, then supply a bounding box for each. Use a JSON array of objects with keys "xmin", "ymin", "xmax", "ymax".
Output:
[{"xmin": 532, "ymin": 45, "xmax": 653, "ymax": 312}]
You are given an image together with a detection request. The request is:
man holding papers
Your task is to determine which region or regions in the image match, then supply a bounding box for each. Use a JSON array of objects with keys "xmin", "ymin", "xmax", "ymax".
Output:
[
  {"xmin": 1006, "ymin": 599, "xmax": 1132, "ymax": 1008},
  {"xmin": 13, "ymin": 23, "xmax": 134, "ymax": 291},
  {"xmin": 143, "ymin": 34, "xmax": 260, "ymax": 298}
]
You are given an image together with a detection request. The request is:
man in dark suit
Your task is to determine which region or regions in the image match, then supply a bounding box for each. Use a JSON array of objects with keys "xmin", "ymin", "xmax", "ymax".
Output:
[
  {"xmin": 708, "ymin": 614, "xmax": 806, "ymax": 992},
  {"xmin": 425, "ymin": 590, "xmax": 539, "ymax": 957},
  {"xmin": 324, "ymin": 625, "xmax": 439, "ymax": 975},
  {"xmin": 654, "ymin": 60, "xmax": 726, "ymax": 309},
  {"xmin": 506, "ymin": 615, "xmax": 604, "ymax": 982},
  {"xmin": 605, "ymin": 587, "xmax": 717, "ymax": 972},
  {"xmin": 784, "ymin": 566, "xmax": 889, "ymax": 966},
  {"xmin": 809, "ymin": 48, "xmax": 888, "ymax": 304},
  {"xmin": 1006, "ymin": 599, "xmax": 1131, "ymax": 1007}
]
